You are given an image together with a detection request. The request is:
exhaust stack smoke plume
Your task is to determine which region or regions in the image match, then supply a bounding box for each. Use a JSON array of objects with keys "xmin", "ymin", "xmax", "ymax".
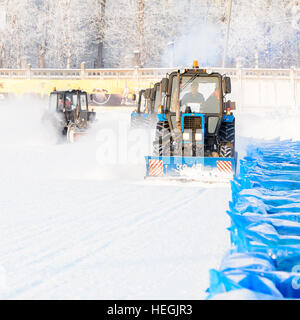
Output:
[{"xmin": 162, "ymin": 24, "xmax": 222, "ymax": 68}]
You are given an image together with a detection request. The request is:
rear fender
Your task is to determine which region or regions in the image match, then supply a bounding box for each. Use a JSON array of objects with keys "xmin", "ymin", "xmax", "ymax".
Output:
[
  {"xmin": 157, "ymin": 113, "xmax": 167, "ymax": 122},
  {"xmin": 223, "ymin": 115, "xmax": 235, "ymax": 123}
]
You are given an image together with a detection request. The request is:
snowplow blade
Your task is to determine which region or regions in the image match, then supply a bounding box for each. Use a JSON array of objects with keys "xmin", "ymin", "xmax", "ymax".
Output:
[{"xmin": 145, "ymin": 155, "xmax": 237, "ymax": 182}]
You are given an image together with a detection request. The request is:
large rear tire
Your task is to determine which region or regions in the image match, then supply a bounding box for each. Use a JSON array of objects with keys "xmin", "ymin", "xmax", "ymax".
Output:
[
  {"xmin": 130, "ymin": 117, "xmax": 138, "ymax": 129},
  {"xmin": 219, "ymin": 120, "xmax": 235, "ymax": 157},
  {"xmin": 219, "ymin": 120, "xmax": 235, "ymax": 145}
]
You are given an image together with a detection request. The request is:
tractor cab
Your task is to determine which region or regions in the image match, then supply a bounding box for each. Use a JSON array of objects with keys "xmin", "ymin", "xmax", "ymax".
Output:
[
  {"xmin": 157, "ymin": 63, "xmax": 235, "ymax": 158},
  {"xmin": 138, "ymin": 89, "xmax": 150, "ymax": 113},
  {"xmin": 153, "ymin": 81, "xmax": 165, "ymax": 114},
  {"xmin": 131, "ymin": 84, "xmax": 160, "ymax": 128},
  {"xmin": 146, "ymin": 62, "xmax": 237, "ymax": 179},
  {"xmin": 49, "ymin": 89, "xmax": 96, "ymax": 122},
  {"xmin": 46, "ymin": 89, "xmax": 96, "ymax": 143}
]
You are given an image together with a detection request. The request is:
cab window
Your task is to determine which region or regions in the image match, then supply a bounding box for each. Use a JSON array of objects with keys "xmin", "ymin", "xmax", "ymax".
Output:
[
  {"xmin": 170, "ymin": 77, "xmax": 178, "ymax": 113},
  {"xmin": 57, "ymin": 94, "xmax": 64, "ymax": 111},
  {"xmin": 154, "ymin": 86, "xmax": 162, "ymax": 113},
  {"xmin": 80, "ymin": 94, "xmax": 87, "ymax": 111},
  {"xmin": 72, "ymin": 93, "xmax": 78, "ymax": 107},
  {"xmin": 170, "ymin": 75, "xmax": 221, "ymax": 114},
  {"xmin": 140, "ymin": 94, "xmax": 146, "ymax": 113},
  {"xmin": 49, "ymin": 93, "xmax": 58, "ymax": 111}
]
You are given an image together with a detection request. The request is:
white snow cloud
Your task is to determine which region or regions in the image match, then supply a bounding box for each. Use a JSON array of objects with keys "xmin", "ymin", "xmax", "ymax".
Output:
[{"xmin": 162, "ymin": 24, "xmax": 222, "ymax": 67}]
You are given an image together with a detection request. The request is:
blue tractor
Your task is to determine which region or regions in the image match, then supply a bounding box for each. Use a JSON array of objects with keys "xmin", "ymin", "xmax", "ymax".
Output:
[
  {"xmin": 145, "ymin": 62, "xmax": 237, "ymax": 179},
  {"xmin": 131, "ymin": 82, "xmax": 162, "ymax": 128}
]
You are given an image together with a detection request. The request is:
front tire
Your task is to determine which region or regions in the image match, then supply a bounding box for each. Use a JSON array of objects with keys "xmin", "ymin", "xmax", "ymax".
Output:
[
  {"xmin": 219, "ymin": 119, "xmax": 235, "ymax": 157},
  {"xmin": 219, "ymin": 143, "xmax": 233, "ymax": 158},
  {"xmin": 67, "ymin": 125, "xmax": 76, "ymax": 144}
]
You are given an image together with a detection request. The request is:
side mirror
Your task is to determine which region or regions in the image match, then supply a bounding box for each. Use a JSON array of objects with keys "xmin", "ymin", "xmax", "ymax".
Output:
[
  {"xmin": 224, "ymin": 77, "xmax": 231, "ymax": 94},
  {"xmin": 161, "ymin": 78, "xmax": 169, "ymax": 93}
]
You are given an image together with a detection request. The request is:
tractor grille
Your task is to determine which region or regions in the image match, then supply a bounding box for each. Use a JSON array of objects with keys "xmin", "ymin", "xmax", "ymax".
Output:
[{"xmin": 183, "ymin": 116, "xmax": 202, "ymax": 130}]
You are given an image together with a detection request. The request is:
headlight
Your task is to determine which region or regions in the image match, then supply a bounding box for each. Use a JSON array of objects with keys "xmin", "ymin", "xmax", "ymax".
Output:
[
  {"xmin": 195, "ymin": 132, "xmax": 203, "ymax": 141},
  {"xmin": 183, "ymin": 132, "xmax": 190, "ymax": 141}
]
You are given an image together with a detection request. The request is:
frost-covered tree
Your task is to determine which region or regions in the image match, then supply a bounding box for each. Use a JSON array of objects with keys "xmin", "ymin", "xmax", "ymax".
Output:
[
  {"xmin": 44, "ymin": 0, "xmax": 97, "ymax": 68},
  {"xmin": 92, "ymin": 0, "xmax": 106, "ymax": 68},
  {"xmin": 0, "ymin": 0, "xmax": 299, "ymax": 69},
  {"xmin": 290, "ymin": 0, "xmax": 300, "ymax": 65},
  {"xmin": 1, "ymin": 0, "xmax": 32, "ymax": 68},
  {"xmin": 226, "ymin": 0, "xmax": 299, "ymax": 68},
  {"xmin": 103, "ymin": 0, "xmax": 188, "ymax": 67},
  {"xmin": 0, "ymin": 0, "xmax": 5, "ymax": 67},
  {"xmin": 0, "ymin": 0, "xmax": 98, "ymax": 68}
]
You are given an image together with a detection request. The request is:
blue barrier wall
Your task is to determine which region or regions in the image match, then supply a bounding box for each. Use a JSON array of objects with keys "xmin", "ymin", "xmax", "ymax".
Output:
[{"xmin": 207, "ymin": 141, "xmax": 300, "ymax": 299}]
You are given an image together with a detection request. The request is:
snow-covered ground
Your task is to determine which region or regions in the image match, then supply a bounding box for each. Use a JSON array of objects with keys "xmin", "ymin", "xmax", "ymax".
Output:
[{"xmin": 0, "ymin": 101, "xmax": 299, "ymax": 299}]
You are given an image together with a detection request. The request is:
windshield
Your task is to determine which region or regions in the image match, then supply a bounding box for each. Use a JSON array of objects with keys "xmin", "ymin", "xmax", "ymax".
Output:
[{"xmin": 170, "ymin": 76, "xmax": 221, "ymax": 114}]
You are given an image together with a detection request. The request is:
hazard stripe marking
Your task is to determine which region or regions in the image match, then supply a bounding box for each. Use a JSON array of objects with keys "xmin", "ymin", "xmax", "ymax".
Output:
[
  {"xmin": 217, "ymin": 161, "xmax": 233, "ymax": 174},
  {"xmin": 149, "ymin": 160, "xmax": 164, "ymax": 176}
]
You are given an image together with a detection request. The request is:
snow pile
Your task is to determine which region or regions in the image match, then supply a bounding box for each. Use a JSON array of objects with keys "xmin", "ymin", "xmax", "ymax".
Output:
[
  {"xmin": 0, "ymin": 97, "xmax": 57, "ymax": 146},
  {"xmin": 176, "ymin": 165, "xmax": 233, "ymax": 184}
]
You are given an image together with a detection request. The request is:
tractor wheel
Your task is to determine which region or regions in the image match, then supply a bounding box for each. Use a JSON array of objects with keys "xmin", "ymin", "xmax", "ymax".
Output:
[
  {"xmin": 62, "ymin": 126, "xmax": 68, "ymax": 136},
  {"xmin": 219, "ymin": 143, "xmax": 233, "ymax": 158},
  {"xmin": 144, "ymin": 118, "xmax": 152, "ymax": 129},
  {"xmin": 153, "ymin": 121, "xmax": 172, "ymax": 156},
  {"xmin": 219, "ymin": 120, "xmax": 235, "ymax": 145},
  {"xmin": 141, "ymin": 117, "xmax": 148, "ymax": 128},
  {"xmin": 67, "ymin": 125, "xmax": 76, "ymax": 144},
  {"xmin": 130, "ymin": 117, "xmax": 138, "ymax": 129}
]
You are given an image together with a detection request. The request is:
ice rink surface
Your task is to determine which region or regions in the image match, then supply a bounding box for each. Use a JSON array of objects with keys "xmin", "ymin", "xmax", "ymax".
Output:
[{"xmin": 0, "ymin": 102, "xmax": 299, "ymax": 299}]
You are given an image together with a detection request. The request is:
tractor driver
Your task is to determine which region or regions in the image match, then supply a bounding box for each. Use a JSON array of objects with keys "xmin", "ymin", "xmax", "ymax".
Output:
[
  {"xmin": 57, "ymin": 97, "xmax": 64, "ymax": 111},
  {"xmin": 63, "ymin": 96, "xmax": 76, "ymax": 122},
  {"xmin": 203, "ymin": 84, "xmax": 220, "ymax": 113},
  {"xmin": 181, "ymin": 81, "xmax": 205, "ymax": 112},
  {"xmin": 64, "ymin": 97, "xmax": 74, "ymax": 112}
]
